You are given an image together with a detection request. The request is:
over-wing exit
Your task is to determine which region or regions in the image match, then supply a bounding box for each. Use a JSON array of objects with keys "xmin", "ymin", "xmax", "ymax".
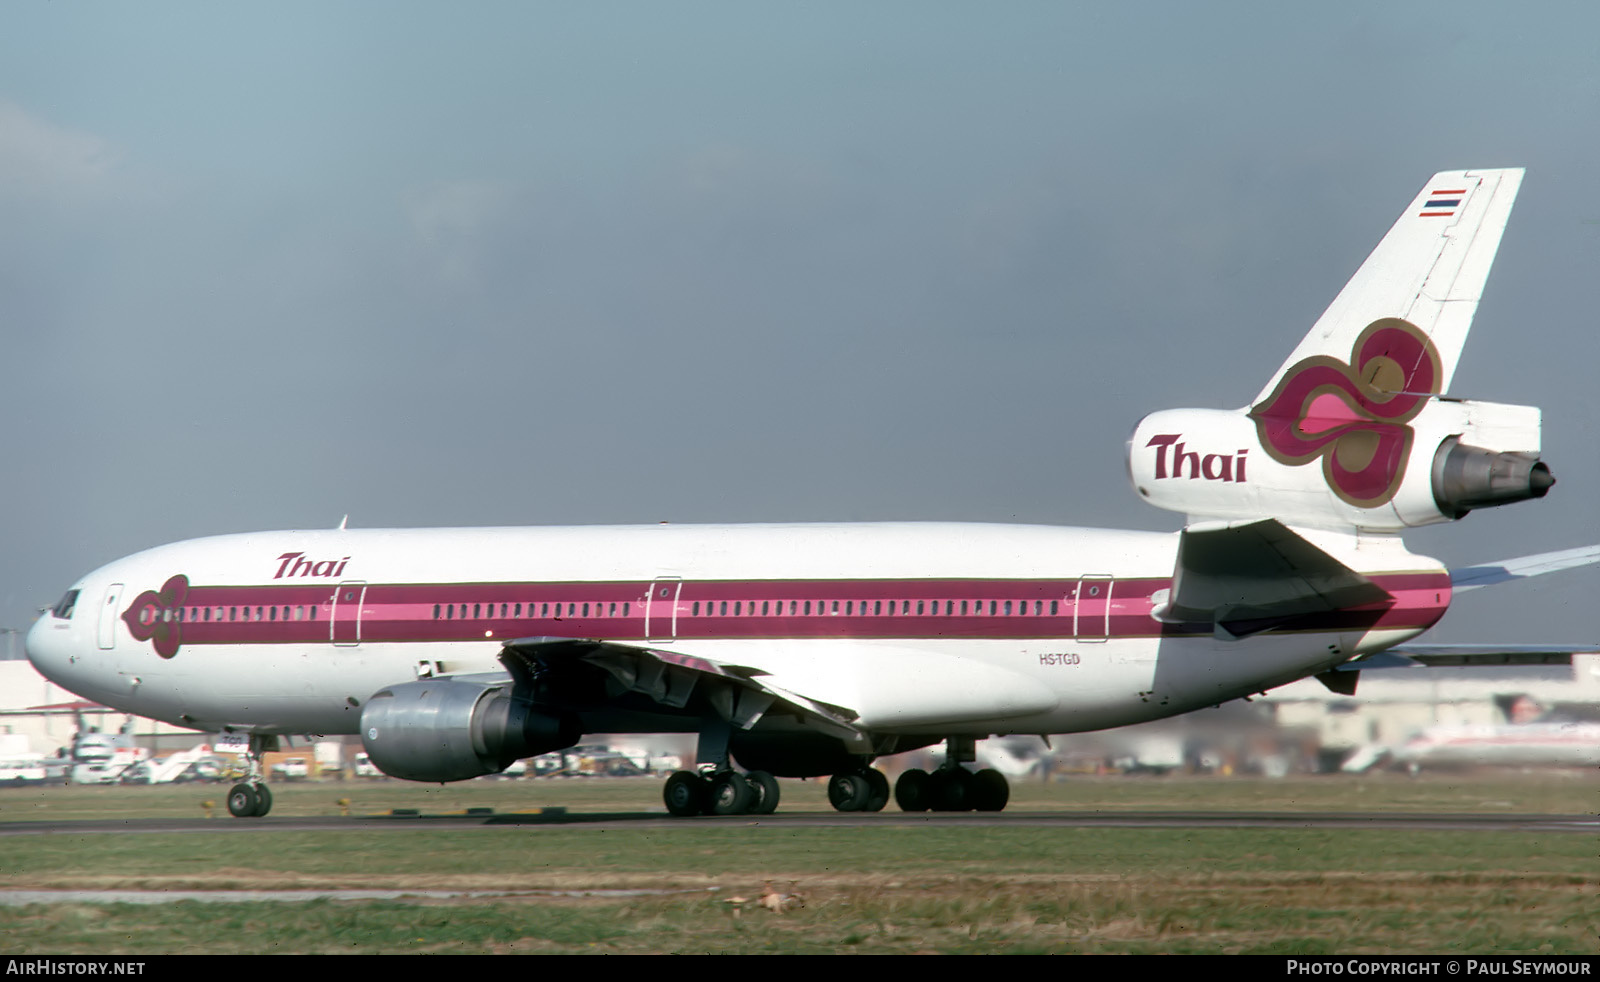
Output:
[{"xmin": 28, "ymin": 169, "xmax": 1586, "ymax": 819}]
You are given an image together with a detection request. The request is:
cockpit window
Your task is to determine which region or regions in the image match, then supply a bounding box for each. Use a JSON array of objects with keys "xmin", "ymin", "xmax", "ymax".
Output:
[{"xmin": 51, "ymin": 589, "xmax": 80, "ymax": 620}]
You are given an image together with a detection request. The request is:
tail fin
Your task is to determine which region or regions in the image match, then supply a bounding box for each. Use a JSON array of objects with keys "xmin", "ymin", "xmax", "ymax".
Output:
[
  {"xmin": 1128, "ymin": 168, "xmax": 1550, "ymax": 532},
  {"xmin": 1252, "ymin": 168, "xmax": 1523, "ymax": 406}
]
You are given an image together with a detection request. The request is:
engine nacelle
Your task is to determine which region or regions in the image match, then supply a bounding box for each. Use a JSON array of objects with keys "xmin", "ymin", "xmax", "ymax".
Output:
[
  {"xmin": 1431, "ymin": 436, "xmax": 1553, "ymax": 519},
  {"xmin": 1127, "ymin": 398, "xmax": 1549, "ymax": 532},
  {"xmin": 360, "ymin": 678, "xmax": 580, "ymax": 783}
]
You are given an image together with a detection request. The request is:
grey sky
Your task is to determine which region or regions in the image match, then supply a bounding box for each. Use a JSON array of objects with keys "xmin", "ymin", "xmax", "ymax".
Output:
[{"xmin": 1, "ymin": 3, "xmax": 1594, "ymax": 650}]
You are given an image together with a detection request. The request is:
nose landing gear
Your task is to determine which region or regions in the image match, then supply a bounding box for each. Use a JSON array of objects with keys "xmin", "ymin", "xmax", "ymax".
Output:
[{"xmin": 225, "ymin": 734, "xmax": 275, "ymax": 818}]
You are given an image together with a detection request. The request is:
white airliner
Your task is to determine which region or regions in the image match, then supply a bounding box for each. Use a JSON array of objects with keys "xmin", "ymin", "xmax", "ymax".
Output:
[{"xmin": 25, "ymin": 168, "xmax": 1590, "ymax": 819}]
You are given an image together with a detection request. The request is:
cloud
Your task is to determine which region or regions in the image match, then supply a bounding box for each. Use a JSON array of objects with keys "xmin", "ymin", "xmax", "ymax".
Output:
[{"xmin": 0, "ymin": 101, "xmax": 118, "ymax": 201}]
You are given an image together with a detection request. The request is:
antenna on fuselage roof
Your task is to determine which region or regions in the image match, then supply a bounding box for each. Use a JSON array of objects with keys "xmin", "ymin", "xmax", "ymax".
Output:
[{"xmin": 338, "ymin": 515, "xmax": 349, "ymax": 530}]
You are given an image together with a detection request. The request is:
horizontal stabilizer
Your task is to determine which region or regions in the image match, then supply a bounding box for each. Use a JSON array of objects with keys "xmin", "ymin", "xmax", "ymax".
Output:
[
  {"xmin": 1449, "ymin": 543, "xmax": 1600, "ymax": 593},
  {"xmin": 1164, "ymin": 519, "xmax": 1392, "ymax": 638},
  {"xmin": 1379, "ymin": 644, "xmax": 1593, "ymax": 668}
]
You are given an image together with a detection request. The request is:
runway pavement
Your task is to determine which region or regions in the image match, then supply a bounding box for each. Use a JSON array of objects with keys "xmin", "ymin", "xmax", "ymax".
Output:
[{"xmin": 1, "ymin": 808, "xmax": 1593, "ymax": 835}]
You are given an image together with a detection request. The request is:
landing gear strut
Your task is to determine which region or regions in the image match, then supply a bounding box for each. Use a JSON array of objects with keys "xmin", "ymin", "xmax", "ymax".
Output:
[{"xmin": 226, "ymin": 734, "xmax": 275, "ymax": 818}]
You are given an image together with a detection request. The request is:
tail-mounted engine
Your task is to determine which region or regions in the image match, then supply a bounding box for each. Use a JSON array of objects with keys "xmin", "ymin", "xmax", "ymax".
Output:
[
  {"xmin": 1127, "ymin": 398, "xmax": 1552, "ymax": 532},
  {"xmin": 359, "ymin": 677, "xmax": 579, "ymax": 782}
]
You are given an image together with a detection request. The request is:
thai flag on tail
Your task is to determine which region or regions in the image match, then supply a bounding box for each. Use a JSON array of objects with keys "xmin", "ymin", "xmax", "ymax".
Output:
[{"xmin": 1419, "ymin": 186, "xmax": 1467, "ymax": 218}]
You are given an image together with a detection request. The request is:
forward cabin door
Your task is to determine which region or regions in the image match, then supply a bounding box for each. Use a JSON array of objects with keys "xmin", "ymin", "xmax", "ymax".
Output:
[
  {"xmin": 331, "ymin": 581, "xmax": 368, "ymax": 646},
  {"xmin": 644, "ymin": 576, "xmax": 682, "ymax": 642},
  {"xmin": 97, "ymin": 583, "xmax": 124, "ymax": 650}
]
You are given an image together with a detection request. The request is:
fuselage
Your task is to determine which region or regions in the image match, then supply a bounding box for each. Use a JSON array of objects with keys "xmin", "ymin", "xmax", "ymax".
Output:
[{"xmin": 26, "ymin": 521, "xmax": 1451, "ymax": 742}]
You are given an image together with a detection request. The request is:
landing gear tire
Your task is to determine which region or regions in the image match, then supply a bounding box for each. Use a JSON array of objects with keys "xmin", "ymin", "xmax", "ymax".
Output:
[
  {"xmin": 745, "ymin": 770, "xmax": 780, "ymax": 815},
  {"xmin": 227, "ymin": 783, "xmax": 259, "ymax": 818},
  {"xmin": 970, "ymin": 768, "xmax": 1009, "ymax": 812},
  {"xmin": 929, "ymin": 768, "xmax": 973, "ymax": 812},
  {"xmin": 862, "ymin": 768, "xmax": 890, "ymax": 812},
  {"xmin": 251, "ymin": 782, "xmax": 274, "ymax": 817},
  {"xmin": 664, "ymin": 770, "xmax": 706, "ymax": 817},
  {"xmin": 708, "ymin": 772, "xmax": 753, "ymax": 815},
  {"xmin": 827, "ymin": 771, "xmax": 872, "ymax": 812},
  {"xmin": 895, "ymin": 768, "xmax": 932, "ymax": 812}
]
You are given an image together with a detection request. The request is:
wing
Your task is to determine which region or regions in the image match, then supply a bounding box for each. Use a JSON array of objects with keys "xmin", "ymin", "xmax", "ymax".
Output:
[{"xmin": 499, "ymin": 635, "xmax": 866, "ymax": 742}]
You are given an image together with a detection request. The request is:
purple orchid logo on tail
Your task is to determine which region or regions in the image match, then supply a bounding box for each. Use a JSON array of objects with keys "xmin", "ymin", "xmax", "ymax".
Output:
[
  {"xmin": 1251, "ymin": 318, "xmax": 1442, "ymax": 508},
  {"xmin": 122, "ymin": 575, "xmax": 190, "ymax": 659}
]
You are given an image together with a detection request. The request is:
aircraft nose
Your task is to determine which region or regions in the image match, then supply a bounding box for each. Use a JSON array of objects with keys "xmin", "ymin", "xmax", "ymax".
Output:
[{"xmin": 25, "ymin": 608, "xmax": 74, "ymax": 687}]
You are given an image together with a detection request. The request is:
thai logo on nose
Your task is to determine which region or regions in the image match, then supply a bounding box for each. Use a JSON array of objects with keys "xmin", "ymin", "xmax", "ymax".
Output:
[
  {"xmin": 122, "ymin": 575, "xmax": 189, "ymax": 659},
  {"xmin": 1251, "ymin": 318, "xmax": 1441, "ymax": 508}
]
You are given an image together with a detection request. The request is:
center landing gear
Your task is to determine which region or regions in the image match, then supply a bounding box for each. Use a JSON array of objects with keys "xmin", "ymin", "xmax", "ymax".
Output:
[
  {"xmin": 893, "ymin": 766, "xmax": 1009, "ymax": 812},
  {"xmin": 663, "ymin": 769, "xmax": 781, "ymax": 817},
  {"xmin": 892, "ymin": 736, "xmax": 1011, "ymax": 813},
  {"xmin": 226, "ymin": 734, "xmax": 275, "ymax": 818}
]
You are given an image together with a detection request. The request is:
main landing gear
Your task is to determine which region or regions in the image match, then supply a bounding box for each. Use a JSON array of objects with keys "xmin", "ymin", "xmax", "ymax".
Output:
[
  {"xmin": 226, "ymin": 734, "xmax": 275, "ymax": 818},
  {"xmin": 826, "ymin": 767, "xmax": 889, "ymax": 812},
  {"xmin": 663, "ymin": 768, "xmax": 781, "ymax": 817}
]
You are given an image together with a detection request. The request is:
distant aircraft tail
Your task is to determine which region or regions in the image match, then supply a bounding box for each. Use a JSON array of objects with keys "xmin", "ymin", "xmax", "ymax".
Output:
[{"xmin": 1127, "ymin": 169, "xmax": 1553, "ymax": 533}]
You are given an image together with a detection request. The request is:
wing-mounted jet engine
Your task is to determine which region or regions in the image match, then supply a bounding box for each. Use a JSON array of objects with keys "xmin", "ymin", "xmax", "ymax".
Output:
[{"xmin": 359, "ymin": 673, "xmax": 582, "ymax": 783}]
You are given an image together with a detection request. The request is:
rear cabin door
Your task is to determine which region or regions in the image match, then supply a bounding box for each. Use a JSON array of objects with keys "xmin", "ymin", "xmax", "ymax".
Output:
[{"xmin": 1074, "ymin": 575, "xmax": 1114, "ymax": 642}]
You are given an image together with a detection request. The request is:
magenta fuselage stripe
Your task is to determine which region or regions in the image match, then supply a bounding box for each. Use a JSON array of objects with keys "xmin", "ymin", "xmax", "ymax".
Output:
[{"xmin": 127, "ymin": 573, "xmax": 1452, "ymax": 649}]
